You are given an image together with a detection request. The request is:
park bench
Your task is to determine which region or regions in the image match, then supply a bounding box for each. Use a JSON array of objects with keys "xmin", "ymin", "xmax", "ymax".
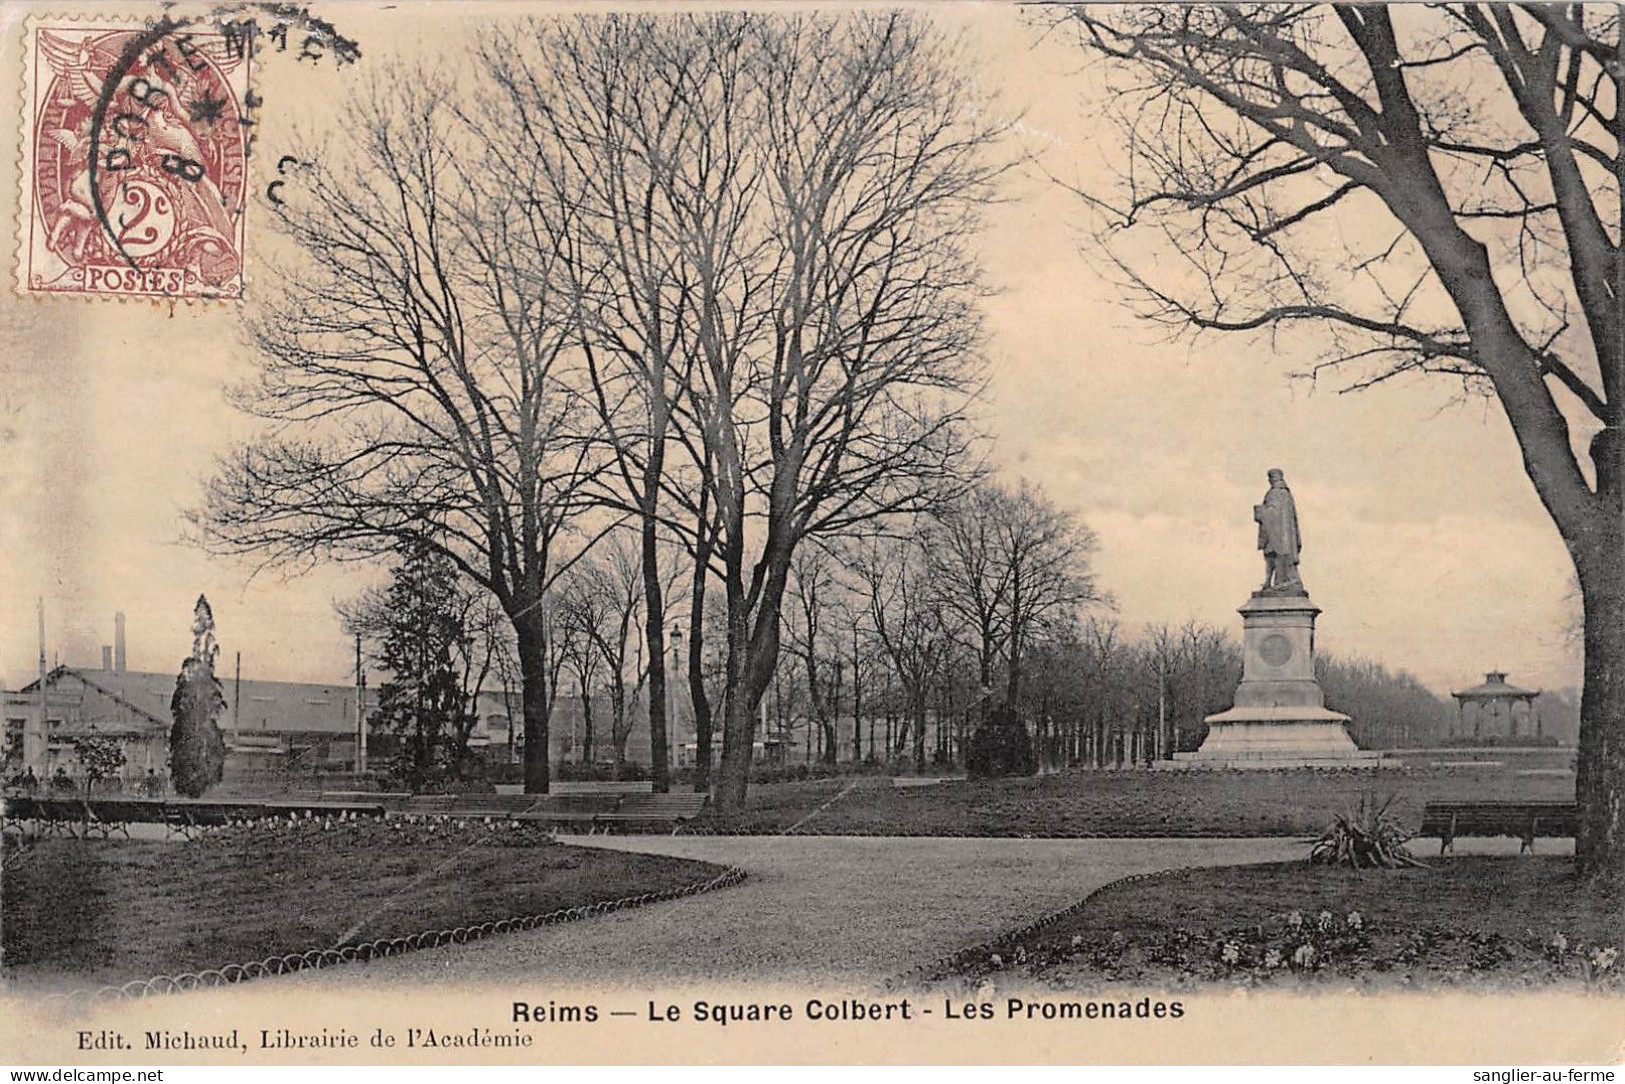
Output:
[
  {"xmin": 158, "ymin": 799, "xmax": 227, "ymax": 838},
  {"xmin": 10, "ymin": 796, "xmax": 90, "ymax": 837},
  {"xmin": 593, "ymin": 792, "xmax": 710, "ymax": 834},
  {"xmin": 451, "ymin": 794, "xmax": 552, "ymax": 816},
  {"xmin": 81, "ymin": 797, "xmax": 165, "ymax": 838},
  {"xmin": 397, "ymin": 795, "xmax": 460, "ymax": 815},
  {"xmin": 320, "ymin": 790, "xmax": 412, "ymax": 809},
  {"xmin": 1420, "ymin": 800, "xmax": 1578, "ymax": 854},
  {"xmin": 1, "ymin": 794, "xmax": 45, "ymax": 832},
  {"xmin": 390, "ymin": 793, "xmax": 539, "ymax": 818},
  {"xmin": 5, "ymin": 795, "xmax": 171, "ymax": 837},
  {"xmin": 1, "ymin": 794, "xmax": 41, "ymax": 819},
  {"xmin": 505, "ymin": 794, "xmax": 623, "ymax": 833}
]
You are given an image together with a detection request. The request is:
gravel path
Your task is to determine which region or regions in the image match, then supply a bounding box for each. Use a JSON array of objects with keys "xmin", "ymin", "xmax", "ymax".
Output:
[{"xmin": 277, "ymin": 835, "xmax": 1302, "ymax": 991}]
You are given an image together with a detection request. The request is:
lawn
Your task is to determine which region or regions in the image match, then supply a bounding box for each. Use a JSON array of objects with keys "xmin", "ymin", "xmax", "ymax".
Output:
[
  {"xmin": 1, "ymin": 819, "xmax": 728, "ymax": 992},
  {"xmin": 932, "ymin": 856, "xmax": 1622, "ymax": 990},
  {"xmin": 689, "ymin": 766, "xmax": 1575, "ymax": 837}
]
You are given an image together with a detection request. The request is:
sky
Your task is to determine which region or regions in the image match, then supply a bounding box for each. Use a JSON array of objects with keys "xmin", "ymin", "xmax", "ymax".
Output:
[{"xmin": 0, "ymin": 2, "xmax": 1585, "ymax": 698}]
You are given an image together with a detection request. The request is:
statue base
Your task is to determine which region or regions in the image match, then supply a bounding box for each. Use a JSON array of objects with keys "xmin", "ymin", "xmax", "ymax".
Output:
[{"xmin": 1158, "ymin": 590, "xmax": 1397, "ymax": 770}]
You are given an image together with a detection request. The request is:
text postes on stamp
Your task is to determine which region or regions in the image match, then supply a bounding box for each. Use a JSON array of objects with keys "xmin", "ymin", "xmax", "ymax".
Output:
[{"xmin": 19, "ymin": 21, "xmax": 250, "ymax": 300}]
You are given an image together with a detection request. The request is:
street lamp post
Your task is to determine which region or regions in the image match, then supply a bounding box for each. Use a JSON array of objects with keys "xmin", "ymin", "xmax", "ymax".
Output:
[{"xmin": 669, "ymin": 624, "xmax": 684, "ymax": 771}]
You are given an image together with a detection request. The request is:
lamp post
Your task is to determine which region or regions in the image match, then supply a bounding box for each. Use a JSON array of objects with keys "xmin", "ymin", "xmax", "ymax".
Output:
[{"xmin": 669, "ymin": 623, "xmax": 683, "ymax": 770}]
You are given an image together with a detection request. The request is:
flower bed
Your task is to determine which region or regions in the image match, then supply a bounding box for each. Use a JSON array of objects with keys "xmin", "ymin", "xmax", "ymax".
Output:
[{"xmin": 936, "ymin": 857, "xmax": 1621, "ymax": 990}]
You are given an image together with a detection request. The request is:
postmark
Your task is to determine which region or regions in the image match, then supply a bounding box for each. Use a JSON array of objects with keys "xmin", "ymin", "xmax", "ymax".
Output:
[{"xmin": 18, "ymin": 20, "xmax": 251, "ymax": 299}]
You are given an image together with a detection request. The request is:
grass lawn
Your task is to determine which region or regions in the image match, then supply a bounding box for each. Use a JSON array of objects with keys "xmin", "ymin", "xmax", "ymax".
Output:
[
  {"xmin": 691, "ymin": 767, "xmax": 1575, "ymax": 837},
  {"xmin": 1, "ymin": 820, "xmax": 727, "ymax": 992},
  {"xmin": 935, "ymin": 856, "xmax": 1622, "ymax": 990}
]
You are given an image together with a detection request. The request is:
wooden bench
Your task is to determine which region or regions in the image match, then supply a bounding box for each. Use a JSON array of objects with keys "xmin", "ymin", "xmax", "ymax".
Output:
[
  {"xmin": 7, "ymin": 796, "xmax": 89, "ymax": 837},
  {"xmin": 397, "ymin": 795, "xmax": 460, "ymax": 815},
  {"xmin": 2, "ymin": 795, "xmax": 50, "ymax": 834},
  {"xmin": 1420, "ymin": 800, "xmax": 1578, "ymax": 854},
  {"xmin": 594, "ymin": 792, "xmax": 710, "ymax": 833},
  {"xmin": 1, "ymin": 795, "xmax": 42, "ymax": 821},
  {"xmin": 82, "ymin": 797, "xmax": 168, "ymax": 838},
  {"xmin": 483, "ymin": 795, "xmax": 619, "ymax": 832},
  {"xmin": 321, "ymin": 790, "xmax": 411, "ymax": 808},
  {"xmin": 452, "ymin": 794, "xmax": 553, "ymax": 816}
]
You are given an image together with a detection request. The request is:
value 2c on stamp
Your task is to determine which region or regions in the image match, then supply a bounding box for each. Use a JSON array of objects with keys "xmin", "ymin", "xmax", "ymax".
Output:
[{"xmin": 19, "ymin": 21, "xmax": 250, "ymax": 299}]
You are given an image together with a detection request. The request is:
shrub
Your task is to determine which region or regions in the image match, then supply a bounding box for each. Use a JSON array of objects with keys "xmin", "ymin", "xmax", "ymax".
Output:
[
  {"xmin": 1310, "ymin": 793, "xmax": 1425, "ymax": 869},
  {"xmin": 73, "ymin": 736, "xmax": 126, "ymax": 786},
  {"xmin": 966, "ymin": 703, "xmax": 1037, "ymax": 779}
]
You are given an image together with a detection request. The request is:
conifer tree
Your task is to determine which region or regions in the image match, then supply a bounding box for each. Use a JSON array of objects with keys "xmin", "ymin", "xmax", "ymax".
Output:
[
  {"xmin": 169, "ymin": 595, "xmax": 227, "ymax": 797},
  {"xmin": 368, "ymin": 539, "xmax": 478, "ymax": 791}
]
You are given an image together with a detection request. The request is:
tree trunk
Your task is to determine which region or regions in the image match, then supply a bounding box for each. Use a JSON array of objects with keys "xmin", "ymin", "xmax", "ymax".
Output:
[
  {"xmin": 825, "ymin": 660, "xmax": 841, "ymax": 767},
  {"xmin": 513, "ymin": 612, "xmax": 550, "ymax": 794},
  {"xmin": 715, "ymin": 534, "xmax": 792, "ymax": 809},
  {"xmin": 581, "ymin": 684, "xmax": 594, "ymax": 766},
  {"xmin": 1575, "ymin": 531, "xmax": 1625, "ymax": 886},
  {"xmin": 689, "ymin": 528, "xmax": 714, "ymax": 794},
  {"xmin": 912, "ymin": 699, "xmax": 927, "ymax": 773},
  {"xmin": 852, "ymin": 639, "xmax": 863, "ymax": 764},
  {"xmin": 641, "ymin": 508, "xmax": 670, "ymax": 794},
  {"xmin": 715, "ymin": 605, "xmax": 758, "ymax": 809}
]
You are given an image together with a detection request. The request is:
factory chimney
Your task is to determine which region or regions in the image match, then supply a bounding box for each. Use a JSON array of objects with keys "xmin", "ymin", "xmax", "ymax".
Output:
[{"xmin": 114, "ymin": 612, "xmax": 126, "ymax": 673}]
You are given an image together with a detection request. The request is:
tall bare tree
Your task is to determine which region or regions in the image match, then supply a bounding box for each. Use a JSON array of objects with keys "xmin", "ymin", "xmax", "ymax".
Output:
[
  {"xmin": 473, "ymin": 16, "xmax": 760, "ymax": 794},
  {"xmin": 995, "ymin": 480, "xmax": 1102, "ymax": 707},
  {"xmin": 485, "ymin": 12, "xmax": 1000, "ymax": 806},
  {"xmin": 855, "ymin": 530, "xmax": 950, "ymax": 772},
  {"xmin": 554, "ymin": 568, "xmax": 608, "ymax": 765},
  {"xmin": 692, "ymin": 14, "xmax": 1001, "ymax": 808},
  {"xmin": 787, "ymin": 545, "xmax": 851, "ymax": 765},
  {"xmin": 927, "ymin": 486, "xmax": 1014, "ymax": 724},
  {"xmin": 191, "ymin": 77, "xmax": 601, "ymax": 793},
  {"xmin": 1058, "ymin": 4, "xmax": 1624, "ymax": 882},
  {"xmin": 555, "ymin": 533, "xmax": 656, "ymax": 768}
]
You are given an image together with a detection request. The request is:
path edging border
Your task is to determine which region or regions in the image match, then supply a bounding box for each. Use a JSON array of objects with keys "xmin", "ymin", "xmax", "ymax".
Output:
[{"xmin": 42, "ymin": 857, "xmax": 747, "ymax": 1009}]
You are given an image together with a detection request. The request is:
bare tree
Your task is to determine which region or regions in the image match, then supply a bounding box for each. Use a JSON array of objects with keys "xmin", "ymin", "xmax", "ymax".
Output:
[
  {"xmin": 473, "ymin": 15, "xmax": 763, "ymax": 793},
  {"xmin": 1058, "ymin": 4, "xmax": 1623, "ymax": 882},
  {"xmin": 552, "ymin": 532, "xmax": 660, "ymax": 768},
  {"xmin": 855, "ymin": 530, "xmax": 950, "ymax": 773},
  {"xmin": 928, "ymin": 480, "xmax": 1100, "ymax": 752},
  {"xmin": 191, "ymin": 76, "xmax": 601, "ymax": 793},
  {"xmin": 679, "ymin": 479, "xmax": 725, "ymax": 791},
  {"xmin": 925, "ymin": 485, "xmax": 1013, "ymax": 728},
  {"xmin": 501, "ymin": 12, "xmax": 1002, "ymax": 808},
  {"xmin": 996, "ymin": 480, "xmax": 1102, "ymax": 707},
  {"xmin": 787, "ymin": 545, "xmax": 850, "ymax": 765},
  {"xmin": 554, "ymin": 569, "xmax": 607, "ymax": 765}
]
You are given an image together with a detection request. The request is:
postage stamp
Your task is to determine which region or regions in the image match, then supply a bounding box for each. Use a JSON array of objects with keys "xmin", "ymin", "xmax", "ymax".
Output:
[{"xmin": 17, "ymin": 19, "xmax": 250, "ymax": 299}]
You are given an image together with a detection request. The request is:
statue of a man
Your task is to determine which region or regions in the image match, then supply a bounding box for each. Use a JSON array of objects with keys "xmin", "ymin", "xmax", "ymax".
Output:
[{"xmin": 1254, "ymin": 468, "xmax": 1303, "ymax": 592}]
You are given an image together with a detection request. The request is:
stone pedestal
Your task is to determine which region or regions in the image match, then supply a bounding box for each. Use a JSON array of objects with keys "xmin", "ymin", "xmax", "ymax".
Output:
[{"xmin": 1165, "ymin": 589, "xmax": 1390, "ymax": 769}]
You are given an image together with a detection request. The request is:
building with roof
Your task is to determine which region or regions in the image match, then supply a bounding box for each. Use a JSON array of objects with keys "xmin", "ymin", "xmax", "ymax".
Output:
[
  {"xmin": 2, "ymin": 660, "xmax": 661, "ymax": 788},
  {"xmin": 1448, "ymin": 670, "xmax": 1547, "ymax": 744}
]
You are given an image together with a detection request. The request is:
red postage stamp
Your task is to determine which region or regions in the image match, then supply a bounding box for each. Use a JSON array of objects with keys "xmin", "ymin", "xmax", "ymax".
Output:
[{"xmin": 18, "ymin": 21, "xmax": 251, "ymax": 300}]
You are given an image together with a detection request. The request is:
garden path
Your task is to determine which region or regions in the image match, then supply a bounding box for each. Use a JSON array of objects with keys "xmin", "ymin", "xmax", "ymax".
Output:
[{"xmin": 276, "ymin": 835, "xmax": 1302, "ymax": 989}]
